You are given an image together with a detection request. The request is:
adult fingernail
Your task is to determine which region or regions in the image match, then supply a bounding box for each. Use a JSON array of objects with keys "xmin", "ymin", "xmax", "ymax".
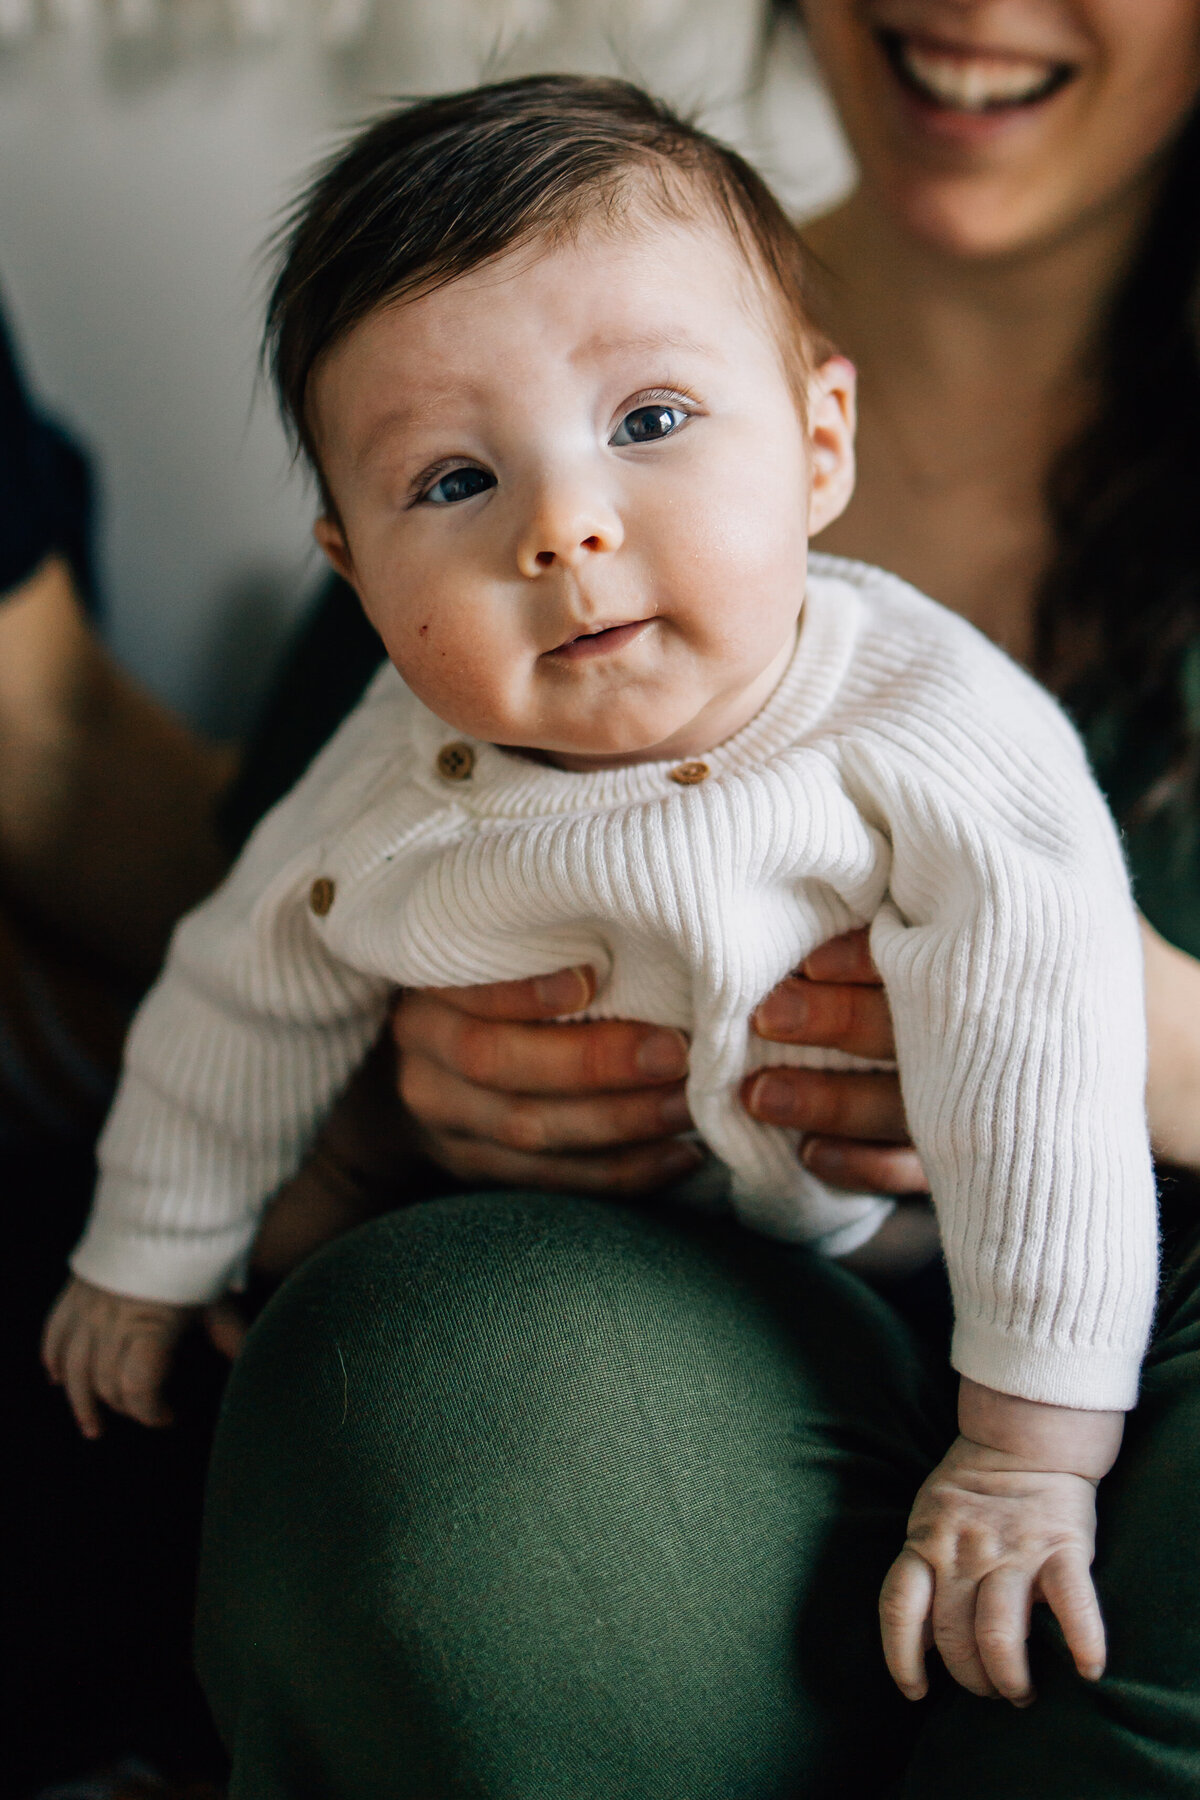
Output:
[
  {"xmin": 659, "ymin": 1088, "xmax": 693, "ymax": 1131},
  {"xmin": 803, "ymin": 935, "xmax": 862, "ymax": 980},
  {"xmin": 636, "ymin": 1028, "xmax": 689, "ymax": 1080},
  {"xmin": 659, "ymin": 1142, "xmax": 705, "ymax": 1181},
  {"xmin": 755, "ymin": 985, "xmax": 808, "ymax": 1038},
  {"xmin": 802, "ymin": 1137, "xmax": 842, "ymax": 1174},
  {"xmin": 747, "ymin": 1070, "xmax": 795, "ymax": 1126},
  {"xmin": 533, "ymin": 967, "xmax": 592, "ymax": 1014}
]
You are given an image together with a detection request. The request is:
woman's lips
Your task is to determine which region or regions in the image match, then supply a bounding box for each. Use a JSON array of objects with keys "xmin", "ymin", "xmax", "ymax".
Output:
[
  {"xmin": 878, "ymin": 28, "xmax": 1076, "ymax": 117},
  {"xmin": 547, "ymin": 619, "xmax": 651, "ymax": 661}
]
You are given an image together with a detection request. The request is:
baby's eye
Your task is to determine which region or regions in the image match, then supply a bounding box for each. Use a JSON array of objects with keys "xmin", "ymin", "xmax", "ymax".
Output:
[
  {"xmin": 422, "ymin": 466, "xmax": 496, "ymax": 506},
  {"xmin": 610, "ymin": 404, "xmax": 688, "ymax": 447}
]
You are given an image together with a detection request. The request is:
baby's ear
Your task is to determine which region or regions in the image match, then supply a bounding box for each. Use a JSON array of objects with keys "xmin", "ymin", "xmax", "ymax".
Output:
[
  {"xmin": 806, "ymin": 355, "xmax": 857, "ymax": 537},
  {"xmin": 313, "ymin": 514, "xmax": 356, "ymax": 586}
]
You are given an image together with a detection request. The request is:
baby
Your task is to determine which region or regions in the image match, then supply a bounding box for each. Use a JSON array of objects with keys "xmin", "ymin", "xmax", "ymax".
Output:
[{"xmin": 46, "ymin": 76, "xmax": 1157, "ymax": 1708}]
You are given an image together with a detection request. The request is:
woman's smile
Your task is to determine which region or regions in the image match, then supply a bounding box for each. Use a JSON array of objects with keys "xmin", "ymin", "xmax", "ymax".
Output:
[{"xmin": 878, "ymin": 28, "xmax": 1076, "ymax": 117}]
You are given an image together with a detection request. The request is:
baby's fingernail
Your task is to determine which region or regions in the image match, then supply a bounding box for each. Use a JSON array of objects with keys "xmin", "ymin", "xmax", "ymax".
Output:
[
  {"xmin": 1013, "ymin": 1692, "xmax": 1036, "ymax": 1709},
  {"xmin": 636, "ymin": 1028, "xmax": 689, "ymax": 1080},
  {"xmin": 747, "ymin": 1071, "xmax": 795, "ymax": 1126},
  {"xmin": 533, "ymin": 966, "xmax": 591, "ymax": 1014},
  {"xmin": 1081, "ymin": 1663, "xmax": 1104, "ymax": 1683}
]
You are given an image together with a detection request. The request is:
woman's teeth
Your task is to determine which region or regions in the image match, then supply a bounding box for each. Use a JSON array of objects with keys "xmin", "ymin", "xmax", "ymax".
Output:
[{"xmin": 887, "ymin": 33, "xmax": 1070, "ymax": 112}]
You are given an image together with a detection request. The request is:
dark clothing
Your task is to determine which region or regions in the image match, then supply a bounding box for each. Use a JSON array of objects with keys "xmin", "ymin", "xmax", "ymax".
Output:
[
  {"xmin": 198, "ymin": 1192, "xmax": 1200, "ymax": 1799},
  {"xmin": 218, "ymin": 578, "xmax": 382, "ymax": 858},
  {"xmin": 0, "ymin": 296, "xmax": 97, "ymax": 609},
  {"xmin": 1, "ymin": 295, "xmax": 225, "ymax": 1793},
  {"xmin": 1080, "ymin": 668, "xmax": 1200, "ymax": 959}
]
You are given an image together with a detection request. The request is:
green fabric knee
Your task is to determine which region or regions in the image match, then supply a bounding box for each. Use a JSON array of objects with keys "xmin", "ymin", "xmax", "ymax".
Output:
[{"xmin": 197, "ymin": 1193, "xmax": 951, "ymax": 1799}]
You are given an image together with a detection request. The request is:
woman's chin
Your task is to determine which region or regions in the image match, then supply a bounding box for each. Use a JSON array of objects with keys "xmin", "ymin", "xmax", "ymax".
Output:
[{"xmin": 871, "ymin": 165, "xmax": 1079, "ymax": 262}]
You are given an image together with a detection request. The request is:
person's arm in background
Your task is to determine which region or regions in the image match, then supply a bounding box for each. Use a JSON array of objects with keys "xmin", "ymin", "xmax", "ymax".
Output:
[
  {"xmin": 1142, "ymin": 916, "xmax": 1200, "ymax": 1171},
  {"xmin": 0, "ymin": 554, "xmax": 231, "ymax": 1133},
  {"xmin": 0, "ymin": 553, "xmax": 231, "ymax": 976}
]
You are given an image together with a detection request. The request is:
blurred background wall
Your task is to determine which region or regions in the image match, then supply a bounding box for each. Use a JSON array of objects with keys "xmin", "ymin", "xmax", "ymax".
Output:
[{"xmin": 0, "ymin": 1, "xmax": 851, "ymax": 737}]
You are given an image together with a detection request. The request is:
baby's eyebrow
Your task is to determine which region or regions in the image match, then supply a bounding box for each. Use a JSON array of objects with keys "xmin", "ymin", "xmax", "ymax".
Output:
[
  {"xmin": 351, "ymin": 391, "xmax": 466, "ymax": 471},
  {"xmin": 574, "ymin": 326, "xmax": 718, "ymax": 365}
]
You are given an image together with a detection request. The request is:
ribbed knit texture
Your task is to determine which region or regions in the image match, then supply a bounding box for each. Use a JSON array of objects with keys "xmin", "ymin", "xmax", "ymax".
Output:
[{"xmin": 74, "ymin": 556, "xmax": 1158, "ymax": 1408}]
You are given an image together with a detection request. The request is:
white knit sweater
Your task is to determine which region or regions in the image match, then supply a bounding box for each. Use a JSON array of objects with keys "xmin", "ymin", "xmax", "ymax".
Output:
[{"xmin": 74, "ymin": 556, "xmax": 1158, "ymax": 1409}]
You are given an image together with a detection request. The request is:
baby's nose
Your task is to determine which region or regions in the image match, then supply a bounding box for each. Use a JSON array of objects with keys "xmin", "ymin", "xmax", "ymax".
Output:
[
  {"xmin": 516, "ymin": 486, "xmax": 624, "ymax": 575},
  {"xmin": 533, "ymin": 535, "xmax": 602, "ymax": 569}
]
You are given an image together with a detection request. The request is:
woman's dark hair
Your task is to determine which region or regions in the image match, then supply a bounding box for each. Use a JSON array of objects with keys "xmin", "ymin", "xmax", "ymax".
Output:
[
  {"xmin": 265, "ymin": 74, "xmax": 828, "ymax": 488},
  {"xmin": 1036, "ymin": 103, "xmax": 1200, "ymax": 815}
]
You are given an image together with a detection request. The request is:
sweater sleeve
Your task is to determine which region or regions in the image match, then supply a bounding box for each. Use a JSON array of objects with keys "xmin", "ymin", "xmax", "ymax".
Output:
[
  {"xmin": 845, "ymin": 668, "xmax": 1158, "ymax": 1412},
  {"xmin": 70, "ymin": 674, "xmax": 403, "ymax": 1306}
]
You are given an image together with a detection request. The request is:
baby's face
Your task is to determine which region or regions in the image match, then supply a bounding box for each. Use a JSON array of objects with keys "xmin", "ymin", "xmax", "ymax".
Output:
[{"xmin": 311, "ymin": 209, "xmax": 855, "ymax": 768}]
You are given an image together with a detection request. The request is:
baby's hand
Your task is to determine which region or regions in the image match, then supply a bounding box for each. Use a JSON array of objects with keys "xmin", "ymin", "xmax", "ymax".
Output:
[
  {"xmin": 42, "ymin": 1275, "xmax": 192, "ymax": 1438},
  {"xmin": 880, "ymin": 1379, "xmax": 1123, "ymax": 1707}
]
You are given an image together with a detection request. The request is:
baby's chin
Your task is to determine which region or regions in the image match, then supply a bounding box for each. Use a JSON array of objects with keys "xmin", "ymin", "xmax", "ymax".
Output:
[{"xmin": 415, "ymin": 676, "xmax": 735, "ymax": 770}]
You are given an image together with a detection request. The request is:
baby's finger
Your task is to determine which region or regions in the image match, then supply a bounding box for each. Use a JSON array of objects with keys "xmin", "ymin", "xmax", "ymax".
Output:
[
  {"xmin": 931, "ymin": 1571, "xmax": 999, "ymax": 1699},
  {"xmin": 41, "ymin": 1296, "xmax": 70, "ymax": 1383},
  {"xmin": 117, "ymin": 1329, "xmax": 176, "ymax": 1428},
  {"xmin": 61, "ymin": 1328, "xmax": 104, "ymax": 1440},
  {"xmin": 879, "ymin": 1548, "xmax": 936, "ymax": 1700},
  {"xmin": 975, "ymin": 1567, "xmax": 1036, "ymax": 1705},
  {"xmin": 1038, "ymin": 1548, "xmax": 1106, "ymax": 1681},
  {"xmin": 93, "ymin": 1320, "xmax": 127, "ymax": 1416}
]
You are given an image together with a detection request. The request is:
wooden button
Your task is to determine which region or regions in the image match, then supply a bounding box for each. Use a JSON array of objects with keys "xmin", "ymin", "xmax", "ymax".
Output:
[
  {"xmin": 437, "ymin": 742, "xmax": 476, "ymax": 781},
  {"xmin": 668, "ymin": 760, "xmax": 710, "ymax": 786},
  {"xmin": 309, "ymin": 877, "xmax": 336, "ymax": 917}
]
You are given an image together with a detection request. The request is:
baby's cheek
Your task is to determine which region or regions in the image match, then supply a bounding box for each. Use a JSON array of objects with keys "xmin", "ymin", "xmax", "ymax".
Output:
[{"xmin": 385, "ymin": 623, "xmax": 519, "ymax": 738}]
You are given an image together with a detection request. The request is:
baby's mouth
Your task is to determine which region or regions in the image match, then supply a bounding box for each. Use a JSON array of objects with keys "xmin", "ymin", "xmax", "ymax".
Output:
[
  {"xmin": 879, "ymin": 29, "xmax": 1076, "ymax": 114},
  {"xmin": 547, "ymin": 619, "xmax": 651, "ymax": 661}
]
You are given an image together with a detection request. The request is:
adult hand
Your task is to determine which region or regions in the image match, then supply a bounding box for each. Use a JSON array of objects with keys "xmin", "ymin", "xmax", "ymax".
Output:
[
  {"xmin": 393, "ymin": 967, "xmax": 699, "ymax": 1194},
  {"xmin": 744, "ymin": 928, "xmax": 927, "ymax": 1194},
  {"xmin": 395, "ymin": 928, "xmax": 927, "ymax": 1198}
]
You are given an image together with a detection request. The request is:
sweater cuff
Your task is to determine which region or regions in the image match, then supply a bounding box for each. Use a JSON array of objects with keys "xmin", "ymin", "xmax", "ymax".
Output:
[
  {"xmin": 70, "ymin": 1216, "xmax": 252, "ymax": 1306},
  {"xmin": 951, "ymin": 1315, "xmax": 1144, "ymax": 1412}
]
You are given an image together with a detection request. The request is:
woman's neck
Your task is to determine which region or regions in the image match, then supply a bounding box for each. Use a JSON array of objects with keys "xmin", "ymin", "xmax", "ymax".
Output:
[
  {"xmin": 804, "ymin": 179, "xmax": 1152, "ymax": 438},
  {"xmin": 802, "ymin": 181, "xmax": 1157, "ymax": 661}
]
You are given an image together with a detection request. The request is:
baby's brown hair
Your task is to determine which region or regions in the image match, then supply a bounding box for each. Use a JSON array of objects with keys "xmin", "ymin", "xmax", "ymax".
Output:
[{"xmin": 265, "ymin": 73, "xmax": 830, "ymax": 497}]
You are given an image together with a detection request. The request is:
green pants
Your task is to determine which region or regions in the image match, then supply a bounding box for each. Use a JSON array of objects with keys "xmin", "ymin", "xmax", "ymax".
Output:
[{"xmin": 196, "ymin": 1195, "xmax": 1200, "ymax": 1798}]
